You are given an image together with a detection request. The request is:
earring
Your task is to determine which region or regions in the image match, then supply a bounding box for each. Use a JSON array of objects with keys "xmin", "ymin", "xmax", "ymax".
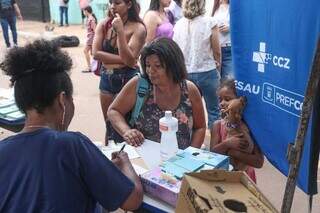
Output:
[{"xmin": 61, "ymin": 105, "xmax": 66, "ymax": 131}]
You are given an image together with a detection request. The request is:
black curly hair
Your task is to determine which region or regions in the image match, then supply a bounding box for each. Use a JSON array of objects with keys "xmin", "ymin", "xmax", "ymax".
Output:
[
  {"xmin": 1, "ymin": 39, "xmax": 73, "ymax": 113},
  {"xmin": 219, "ymin": 78, "xmax": 237, "ymax": 96},
  {"xmin": 140, "ymin": 37, "xmax": 187, "ymax": 84}
]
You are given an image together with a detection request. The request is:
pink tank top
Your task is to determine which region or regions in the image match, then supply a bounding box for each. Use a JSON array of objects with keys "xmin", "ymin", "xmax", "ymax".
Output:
[{"xmin": 155, "ymin": 20, "xmax": 174, "ymax": 39}]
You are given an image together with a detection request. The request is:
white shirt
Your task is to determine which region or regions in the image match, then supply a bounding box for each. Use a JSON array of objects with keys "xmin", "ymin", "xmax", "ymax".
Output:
[
  {"xmin": 59, "ymin": 0, "xmax": 68, "ymax": 7},
  {"xmin": 167, "ymin": 1, "xmax": 182, "ymax": 24},
  {"xmin": 212, "ymin": 4, "xmax": 231, "ymax": 46},
  {"xmin": 173, "ymin": 15, "xmax": 217, "ymax": 73}
]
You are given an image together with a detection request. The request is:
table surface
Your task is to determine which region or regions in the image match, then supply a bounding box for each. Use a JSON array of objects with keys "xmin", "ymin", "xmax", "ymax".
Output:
[{"xmin": 104, "ymin": 140, "xmax": 175, "ymax": 213}]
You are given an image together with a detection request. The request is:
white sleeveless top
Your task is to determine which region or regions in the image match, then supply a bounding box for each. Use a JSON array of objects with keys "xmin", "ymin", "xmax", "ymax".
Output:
[
  {"xmin": 173, "ymin": 15, "xmax": 217, "ymax": 74},
  {"xmin": 213, "ymin": 4, "xmax": 231, "ymax": 46}
]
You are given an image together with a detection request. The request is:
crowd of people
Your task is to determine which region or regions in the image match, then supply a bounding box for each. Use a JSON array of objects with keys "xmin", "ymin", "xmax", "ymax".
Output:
[{"xmin": 0, "ymin": 0, "xmax": 264, "ymax": 212}]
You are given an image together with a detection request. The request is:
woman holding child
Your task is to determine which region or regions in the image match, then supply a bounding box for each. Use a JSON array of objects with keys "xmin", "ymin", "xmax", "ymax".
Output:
[{"xmin": 108, "ymin": 38, "xmax": 206, "ymax": 149}]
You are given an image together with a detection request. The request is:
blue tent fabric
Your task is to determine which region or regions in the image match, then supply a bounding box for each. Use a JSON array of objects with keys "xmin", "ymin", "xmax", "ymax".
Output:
[{"xmin": 230, "ymin": 0, "xmax": 320, "ymax": 194}]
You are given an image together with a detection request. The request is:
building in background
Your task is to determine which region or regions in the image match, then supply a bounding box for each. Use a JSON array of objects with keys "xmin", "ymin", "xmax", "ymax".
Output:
[
  {"xmin": 47, "ymin": 0, "xmax": 214, "ymax": 25},
  {"xmin": 19, "ymin": 0, "xmax": 50, "ymax": 22}
]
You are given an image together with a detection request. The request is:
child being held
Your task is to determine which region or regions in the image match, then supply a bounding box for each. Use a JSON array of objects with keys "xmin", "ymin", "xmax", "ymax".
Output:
[{"xmin": 210, "ymin": 79, "xmax": 264, "ymax": 183}]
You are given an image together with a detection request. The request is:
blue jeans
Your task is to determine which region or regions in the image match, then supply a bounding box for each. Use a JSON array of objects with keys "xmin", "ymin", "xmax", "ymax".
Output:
[
  {"xmin": 59, "ymin": 6, "xmax": 68, "ymax": 26},
  {"xmin": 188, "ymin": 69, "xmax": 220, "ymax": 128},
  {"xmin": 0, "ymin": 16, "xmax": 17, "ymax": 47},
  {"xmin": 220, "ymin": 46, "xmax": 234, "ymax": 81}
]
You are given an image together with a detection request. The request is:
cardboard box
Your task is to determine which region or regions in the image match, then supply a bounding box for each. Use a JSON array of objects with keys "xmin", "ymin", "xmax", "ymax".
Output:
[
  {"xmin": 141, "ymin": 148, "xmax": 230, "ymax": 206},
  {"xmin": 140, "ymin": 167, "xmax": 181, "ymax": 206},
  {"xmin": 176, "ymin": 170, "xmax": 278, "ymax": 213}
]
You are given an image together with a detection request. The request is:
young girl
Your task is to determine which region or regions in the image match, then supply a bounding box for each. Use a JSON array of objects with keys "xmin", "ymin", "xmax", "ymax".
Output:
[
  {"xmin": 210, "ymin": 79, "xmax": 264, "ymax": 183},
  {"xmin": 82, "ymin": 6, "xmax": 97, "ymax": 73}
]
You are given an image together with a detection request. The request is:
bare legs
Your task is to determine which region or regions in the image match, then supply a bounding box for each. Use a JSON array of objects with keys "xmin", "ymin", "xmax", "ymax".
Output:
[
  {"xmin": 83, "ymin": 45, "xmax": 92, "ymax": 72},
  {"xmin": 100, "ymin": 92, "xmax": 114, "ymax": 145}
]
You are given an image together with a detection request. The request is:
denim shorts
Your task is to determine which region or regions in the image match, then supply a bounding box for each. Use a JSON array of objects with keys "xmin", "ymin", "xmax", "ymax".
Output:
[{"xmin": 99, "ymin": 67, "xmax": 138, "ymax": 94}]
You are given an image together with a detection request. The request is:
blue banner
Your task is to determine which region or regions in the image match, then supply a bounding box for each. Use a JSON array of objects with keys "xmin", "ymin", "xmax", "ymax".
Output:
[{"xmin": 230, "ymin": 0, "xmax": 320, "ymax": 194}]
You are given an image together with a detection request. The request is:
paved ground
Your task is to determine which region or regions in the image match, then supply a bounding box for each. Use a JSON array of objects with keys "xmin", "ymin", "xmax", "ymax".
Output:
[{"xmin": 0, "ymin": 21, "xmax": 319, "ymax": 212}]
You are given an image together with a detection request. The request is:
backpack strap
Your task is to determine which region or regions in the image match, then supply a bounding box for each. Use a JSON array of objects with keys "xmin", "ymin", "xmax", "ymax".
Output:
[{"xmin": 129, "ymin": 74, "xmax": 150, "ymax": 126}]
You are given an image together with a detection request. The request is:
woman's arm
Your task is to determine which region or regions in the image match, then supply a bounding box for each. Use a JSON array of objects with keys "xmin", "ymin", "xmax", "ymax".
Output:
[
  {"xmin": 111, "ymin": 152, "xmax": 143, "ymax": 210},
  {"xmin": 92, "ymin": 20, "xmax": 124, "ymax": 65},
  {"xmin": 186, "ymin": 81, "xmax": 206, "ymax": 148},
  {"xmin": 143, "ymin": 11, "xmax": 159, "ymax": 44},
  {"xmin": 116, "ymin": 16, "xmax": 147, "ymax": 67},
  {"xmin": 107, "ymin": 77, "xmax": 144, "ymax": 146},
  {"xmin": 210, "ymin": 26, "xmax": 221, "ymax": 71},
  {"xmin": 13, "ymin": 3, "xmax": 23, "ymax": 20}
]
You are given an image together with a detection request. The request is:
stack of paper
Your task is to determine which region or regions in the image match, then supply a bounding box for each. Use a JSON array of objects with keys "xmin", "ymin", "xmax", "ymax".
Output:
[
  {"xmin": 99, "ymin": 141, "xmax": 140, "ymax": 160},
  {"xmin": 0, "ymin": 88, "xmax": 25, "ymax": 123},
  {"xmin": 160, "ymin": 147, "xmax": 229, "ymax": 179}
]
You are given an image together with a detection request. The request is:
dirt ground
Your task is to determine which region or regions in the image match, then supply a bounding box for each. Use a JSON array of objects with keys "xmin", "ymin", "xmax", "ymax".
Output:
[{"xmin": 0, "ymin": 21, "xmax": 319, "ymax": 212}]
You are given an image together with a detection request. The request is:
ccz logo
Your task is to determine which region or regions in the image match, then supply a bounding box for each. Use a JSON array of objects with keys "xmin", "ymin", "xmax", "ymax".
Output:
[{"xmin": 252, "ymin": 42, "xmax": 290, "ymax": 73}]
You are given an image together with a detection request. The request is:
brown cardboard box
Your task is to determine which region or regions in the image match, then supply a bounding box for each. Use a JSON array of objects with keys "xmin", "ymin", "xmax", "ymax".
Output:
[{"xmin": 176, "ymin": 170, "xmax": 278, "ymax": 213}]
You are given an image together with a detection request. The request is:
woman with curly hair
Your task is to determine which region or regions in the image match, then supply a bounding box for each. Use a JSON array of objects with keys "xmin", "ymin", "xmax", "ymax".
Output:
[
  {"xmin": 173, "ymin": 0, "xmax": 221, "ymax": 129},
  {"xmin": 0, "ymin": 39, "xmax": 143, "ymax": 212}
]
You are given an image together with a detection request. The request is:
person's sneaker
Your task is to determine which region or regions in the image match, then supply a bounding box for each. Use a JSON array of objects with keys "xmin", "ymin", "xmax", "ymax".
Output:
[
  {"xmin": 65, "ymin": 24, "xmax": 69, "ymax": 27},
  {"xmin": 13, "ymin": 44, "xmax": 18, "ymax": 48},
  {"xmin": 59, "ymin": 24, "xmax": 63, "ymax": 27}
]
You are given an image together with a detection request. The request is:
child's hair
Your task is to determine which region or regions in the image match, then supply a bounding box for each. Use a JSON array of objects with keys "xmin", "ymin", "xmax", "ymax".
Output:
[
  {"xmin": 84, "ymin": 6, "xmax": 97, "ymax": 24},
  {"xmin": 219, "ymin": 78, "xmax": 237, "ymax": 96}
]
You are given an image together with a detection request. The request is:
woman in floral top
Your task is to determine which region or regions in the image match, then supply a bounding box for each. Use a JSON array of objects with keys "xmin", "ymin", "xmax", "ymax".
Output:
[{"xmin": 108, "ymin": 38, "xmax": 206, "ymax": 149}]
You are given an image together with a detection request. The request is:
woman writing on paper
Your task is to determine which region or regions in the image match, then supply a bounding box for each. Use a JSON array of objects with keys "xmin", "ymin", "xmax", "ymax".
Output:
[{"xmin": 0, "ymin": 40, "xmax": 143, "ymax": 212}]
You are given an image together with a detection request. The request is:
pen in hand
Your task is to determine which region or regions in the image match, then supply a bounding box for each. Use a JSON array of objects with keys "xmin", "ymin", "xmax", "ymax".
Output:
[{"xmin": 117, "ymin": 144, "xmax": 126, "ymax": 157}]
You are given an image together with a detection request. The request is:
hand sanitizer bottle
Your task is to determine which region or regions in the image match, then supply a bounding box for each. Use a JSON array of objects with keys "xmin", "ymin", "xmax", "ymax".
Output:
[{"xmin": 159, "ymin": 111, "xmax": 179, "ymax": 161}]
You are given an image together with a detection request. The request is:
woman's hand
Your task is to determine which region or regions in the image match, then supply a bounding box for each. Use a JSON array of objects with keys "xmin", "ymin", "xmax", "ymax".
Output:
[
  {"xmin": 123, "ymin": 129, "xmax": 145, "ymax": 147},
  {"xmin": 111, "ymin": 151, "xmax": 130, "ymax": 169},
  {"xmin": 112, "ymin": 13, "xmax": 124, "ymax": 34},
  {"xmin": 219, "ymin": 24, "xmax": 229, "ymax": 33}
]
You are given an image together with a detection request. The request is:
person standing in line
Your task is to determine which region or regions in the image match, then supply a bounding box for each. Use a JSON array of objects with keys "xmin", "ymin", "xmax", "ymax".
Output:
[
  {"xmin": 173, "ymin": 0, "xmax": 221, "ymax": 129},
  {"xmin": 79, "ymin": 0, "xmax": 89, "ymax": 28},
  {"xmin": 82, "ymin": 6, "xmax": 97, "ymax": 73},
  {"xmin": 143, "ymin": 0, "xmax": 173, "ymax": 43},
  {"xmin": 212, "ymin": 0, "xmax": 233, "ymax": 81},
  {"xmin": 92, "ymin": 0, "xmax": 146, "ymax": 145},
  {"xmin": 59, "ymin": 0, "xmax": 69, "ymax": 27},
  {"xmin": 0, "ymin": 0, "xmax": 22, "ymax": 48},
  {"xmin": 166, "ymin": 0, "xmax": 182, "ymax": 25}
]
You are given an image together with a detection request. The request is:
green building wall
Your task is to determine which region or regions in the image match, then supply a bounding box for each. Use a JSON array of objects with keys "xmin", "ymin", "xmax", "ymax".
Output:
[{"xmin": 49, "ymin": 0, "xmax": 109, "ymax": 24}]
